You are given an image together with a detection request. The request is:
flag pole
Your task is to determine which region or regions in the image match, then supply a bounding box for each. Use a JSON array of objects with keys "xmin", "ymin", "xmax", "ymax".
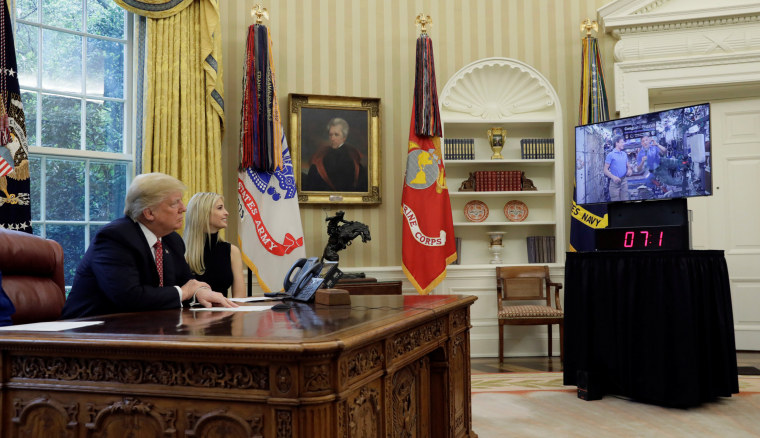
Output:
[
  {"xmin": 251, "ymin": 4, "xmax": 269, "ymax": 24},
  {"xmin": 580, "ymin": 18, "xmax": 597, "ymax": 37},
  {"xmin": 238, "ymin": 5, "xmax": 306, "ymax": 294},
  {"xmin": 402, "ymin": 14, "xmax": 456, "ymax": 294},
  {"xmin": 570, "ymin": 18, "xmax": 610, "ymax": 252},
  {"xmin": 415, "ymin": 13, "xmax": 431, "ymax": 34}
]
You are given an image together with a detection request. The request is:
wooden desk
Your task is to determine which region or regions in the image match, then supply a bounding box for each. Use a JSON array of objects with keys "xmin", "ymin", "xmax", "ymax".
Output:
[
  {"xmin": 0, "ymin": 295, "xmax": 477, "ymax": 438},
  {"xmin": 336, "ymin": 279, "xmax": 403, "ymax": 295}
]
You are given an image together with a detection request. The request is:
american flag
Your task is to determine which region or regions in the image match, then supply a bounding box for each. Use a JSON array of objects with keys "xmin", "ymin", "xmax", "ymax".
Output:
[{"xmin": 0, "ymin": 154, "xmax": 12, "ymax": 177}]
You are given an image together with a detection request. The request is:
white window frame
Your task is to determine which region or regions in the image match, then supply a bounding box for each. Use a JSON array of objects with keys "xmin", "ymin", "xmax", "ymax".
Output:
[{"xmin": 13, "ymin": 1, "xmax": 135, "ymax": 283}]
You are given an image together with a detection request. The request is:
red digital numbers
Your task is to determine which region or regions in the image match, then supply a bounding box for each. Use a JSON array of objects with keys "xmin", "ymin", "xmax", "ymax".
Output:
[
  {"xmin": 622, "ymin": 230, "xmax": 665, "ymax": 247},
  {"xmin": 624, "ymin": 231, "xmax": 635, "ymax": 247}
]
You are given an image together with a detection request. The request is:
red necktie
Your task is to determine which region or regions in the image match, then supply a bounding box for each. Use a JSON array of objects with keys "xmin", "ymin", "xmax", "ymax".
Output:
[{"xmin": 154, "ymin": 239, "xmax": 164, "ymax": 287}]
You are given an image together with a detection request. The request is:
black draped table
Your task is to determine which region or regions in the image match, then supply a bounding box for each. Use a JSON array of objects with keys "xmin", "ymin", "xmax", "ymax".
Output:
[{"xmin": 563, "ymin": 250, "xmax": 739, "ymax": 407}]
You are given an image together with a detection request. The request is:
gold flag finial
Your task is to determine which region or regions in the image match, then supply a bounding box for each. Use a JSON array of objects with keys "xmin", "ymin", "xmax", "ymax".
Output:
[
  {"xmin": 251, "ymin": 4, "xmax": 269, "ymax": 24},
  {"xmin": 415, "ymin": 13, "xmax": 432, "ymax": 34},
  {"xmin": 581, "ymin": 18, "xmax": 598, "ymax": 36}
]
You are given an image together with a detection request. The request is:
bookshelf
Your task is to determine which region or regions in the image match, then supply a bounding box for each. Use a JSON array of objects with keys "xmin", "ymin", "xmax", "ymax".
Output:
[{"xmin": 440, "ymin": 57, "xmax": 565, "ymax": 268}]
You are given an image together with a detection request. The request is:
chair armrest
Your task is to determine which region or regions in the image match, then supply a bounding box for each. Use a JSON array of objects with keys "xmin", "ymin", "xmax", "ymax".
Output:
[
  {"xmin": 549, "ymin": 282, "xmax": 563, "ymax": 311},
  {"xmin": 496, "ymin": 278, "xmax": 503, "ymax": 307}
]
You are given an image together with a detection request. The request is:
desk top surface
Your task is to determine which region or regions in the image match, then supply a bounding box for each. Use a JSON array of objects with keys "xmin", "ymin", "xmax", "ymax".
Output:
[{"xmin": 0, "ymin": 295, "xmax": 476, "ymax": 353}]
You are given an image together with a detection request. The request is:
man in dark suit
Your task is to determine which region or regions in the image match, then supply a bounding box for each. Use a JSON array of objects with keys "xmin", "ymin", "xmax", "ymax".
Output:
[{"xmin": 61, "ymin": 173, "xmax": 237, "ymax": 319}]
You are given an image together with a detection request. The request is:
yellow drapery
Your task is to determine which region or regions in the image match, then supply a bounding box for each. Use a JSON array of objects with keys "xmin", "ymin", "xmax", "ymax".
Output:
[{"xmin": 115, "ymin": 0, "xmax": 224, "ymax": 201}]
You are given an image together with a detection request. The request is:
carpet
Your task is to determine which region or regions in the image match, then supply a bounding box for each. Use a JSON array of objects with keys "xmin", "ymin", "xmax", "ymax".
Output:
[{"xmin": 471, "ymin": 373, "xmax": 760, "ymax": 438}]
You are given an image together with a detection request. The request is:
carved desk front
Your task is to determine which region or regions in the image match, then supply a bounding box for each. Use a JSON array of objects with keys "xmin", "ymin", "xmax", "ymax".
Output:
[{"xmin": 0, "ymin": 294, "xmax": 477, "ymax": 438}]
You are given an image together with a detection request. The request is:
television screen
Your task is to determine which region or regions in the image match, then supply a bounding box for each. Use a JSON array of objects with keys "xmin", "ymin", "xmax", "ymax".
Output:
[{"xmin": 575, "ymin": 103, "xmax": 712, "ymax": 205}]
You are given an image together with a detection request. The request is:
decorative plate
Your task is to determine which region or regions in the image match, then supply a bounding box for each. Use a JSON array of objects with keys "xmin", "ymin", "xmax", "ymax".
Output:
[
  {"xmin": 464, "ymin": 200, "xmax": 489, "ymax": 222},
  {"xmin": 504, "ymin": 200, "xmax": 529, "ymax": 222}
]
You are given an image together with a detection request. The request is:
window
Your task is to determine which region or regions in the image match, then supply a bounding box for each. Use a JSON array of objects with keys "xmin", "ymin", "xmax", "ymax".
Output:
[{"xmin": 15, "ymin": 0, "xmax": 133, "ymax": 286}]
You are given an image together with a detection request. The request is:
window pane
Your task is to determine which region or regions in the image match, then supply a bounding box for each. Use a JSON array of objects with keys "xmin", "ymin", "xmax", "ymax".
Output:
[
  {"xmin": 46, "ymin": 224, "xmax": 84, "ymax": 287},
  {"xmin": 42, "ymin": 0, "xmax": 82, "ymax": 32},
  {"xmin": 29, "ymin": 156, "xmax": 41, "ymax": 221},
  {"xmin": 42, "ymin": 29, "xmax": 82, "ymax": 93},
  {"xmin": 86, "ymin": 38, "xmax": 124, "ymax": 98},
  {"xmin": 41, "ymin": 93, "xmax": 81, "ymax": 149},
  {"xmin": 45, "ymin": 158, "xmax": 84, "ymax": 221},
  {"xmin": 16, "ymin": 23, "xmax": 38, "ymax": 88},
  {"xmin": 17, "ymin": 0, "xmax": 39, "ymax": 23},
  {"xmin": 89, "ymin": 161, "xmax": 127, "ymax": 221},
  {"xmin": 21, "ymin": 91, "xmax": 37, "ymax": 146},
  {"xmin": 87, "ymin": 0, "xmax": 125, "ymax": 39},
  {"xmin": 86, "ymin": 100, "xmax": 123, "ymax": 153}
]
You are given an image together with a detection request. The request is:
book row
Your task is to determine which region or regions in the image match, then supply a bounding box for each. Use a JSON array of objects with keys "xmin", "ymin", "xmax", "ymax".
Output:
[
  {"xmin": 527, "ymin": 235, "xmax": 555, "ymax": 263},
  {"xmin": 443, "ymin": 138, "xmax": 475, "ymax": 160},
  {"xmin": 452, "ymin": 237, "xmax": 463, "ymax": 265},
  {"xmin": 473, "ymin": 170, "xmax": 524, "ymax": 192},
  {"xmin": 520, "ymin": 138, "xmax": 554, "ymax": 159}
]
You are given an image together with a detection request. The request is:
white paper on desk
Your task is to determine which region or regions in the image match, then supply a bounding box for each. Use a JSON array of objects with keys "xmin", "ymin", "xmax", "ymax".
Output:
[
  {"xmin": 230, "ymin": 296, "xmax": 281, "ymax": 303},
  {"xmin": 191, "ymin": 305, "xmax": 273, "ymax": 312},
  {"xmin": 0, "ymin": 321, "xmax": 105, "ymax": 332}
]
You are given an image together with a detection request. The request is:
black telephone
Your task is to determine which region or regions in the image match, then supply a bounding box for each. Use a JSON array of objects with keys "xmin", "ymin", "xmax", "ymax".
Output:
[
  {"xmin": 283, "ymin": 257, "xmax": 322, "ymax": 302},
  {"xmin": 266, "ymin": 257, "xmax": 343, "ymax": 303}
]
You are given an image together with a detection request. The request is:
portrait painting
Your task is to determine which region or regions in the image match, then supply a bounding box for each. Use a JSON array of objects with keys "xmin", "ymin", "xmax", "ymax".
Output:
[{"xmin": 288, "ymin": 94, "xmax": 381, "ymax": 204}]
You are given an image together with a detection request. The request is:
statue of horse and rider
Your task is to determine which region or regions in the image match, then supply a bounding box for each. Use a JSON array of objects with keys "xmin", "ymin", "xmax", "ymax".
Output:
[{"xmin": 321, "ymin": 211, "xmax": 371, "ymax": 263}]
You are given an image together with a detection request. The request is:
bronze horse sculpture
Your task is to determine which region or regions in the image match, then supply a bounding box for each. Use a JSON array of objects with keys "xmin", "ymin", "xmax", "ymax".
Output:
[{"xmin": 322, "ymin": 211, "xmax": 371, "ymax": 263}]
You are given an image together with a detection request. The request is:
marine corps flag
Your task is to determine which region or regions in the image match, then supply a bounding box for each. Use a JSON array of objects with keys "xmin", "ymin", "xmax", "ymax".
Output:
[
  {"xmin": 570, "ymin": 22, "xmax": 609, "ymax": 252},
  {"xmin": 238, "ymin": 22, "xmax": 305, "ymax": 292},
  {"xmin": 401, "ymin": 31, "xmax": 456, "ymax": 295},
  {"xmin": 0, "ymin": 0, "xmax": 30, "ymax": 232}
]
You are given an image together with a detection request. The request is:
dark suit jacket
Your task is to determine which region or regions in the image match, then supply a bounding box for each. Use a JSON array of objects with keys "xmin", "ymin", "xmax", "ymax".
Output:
[
  {"xmin": 305, "ymin": 144, "xmax": 368, "ymax": 192},
  {"xmin": 60, "ymin": 217, "xmax": 192, "ymax": 319}
]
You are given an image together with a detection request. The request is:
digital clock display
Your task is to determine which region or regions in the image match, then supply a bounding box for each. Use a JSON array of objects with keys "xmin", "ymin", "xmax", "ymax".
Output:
[{"xmin": 595, "ymin": 225, "xmax": 689, "ymax": 251}]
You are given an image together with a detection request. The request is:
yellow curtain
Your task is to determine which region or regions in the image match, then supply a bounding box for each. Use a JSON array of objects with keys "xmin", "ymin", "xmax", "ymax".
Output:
[{"xmin": 115, "ymin": 0, "xmax": 224, "ymax": 201}]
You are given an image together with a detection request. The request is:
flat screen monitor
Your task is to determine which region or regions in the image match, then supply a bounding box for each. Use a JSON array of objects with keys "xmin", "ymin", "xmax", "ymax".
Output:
[{"xmin": 575, "ymin": 103, "xmax": 712, "ymax": 205}]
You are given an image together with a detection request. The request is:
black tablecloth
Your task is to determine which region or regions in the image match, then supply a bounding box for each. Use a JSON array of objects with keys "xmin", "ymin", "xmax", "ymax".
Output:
[{"xmin": 563, "ymin": 250, "xmax": 739, "ymax": 407}]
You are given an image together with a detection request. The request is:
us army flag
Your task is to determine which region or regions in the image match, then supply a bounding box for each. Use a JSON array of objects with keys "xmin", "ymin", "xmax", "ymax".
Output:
[{"xmin": 238, "ymin": 23, "xmax": 305, "ymax": 292}]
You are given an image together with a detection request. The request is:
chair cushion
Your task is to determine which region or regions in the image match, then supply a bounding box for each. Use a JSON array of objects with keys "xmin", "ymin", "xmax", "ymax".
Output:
[
  {"xmin": 498, "ymin": 305, "xmax": 563, "ymax": 319},
  {"xmin": 0, "ymin": 229, "xmax": 66, "ymax": 324}
]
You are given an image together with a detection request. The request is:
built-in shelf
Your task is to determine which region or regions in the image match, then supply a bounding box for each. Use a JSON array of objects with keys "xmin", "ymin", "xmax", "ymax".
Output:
[{"xmin": 440, "ymin": 57, "xmax": 565, "ymax": 268}]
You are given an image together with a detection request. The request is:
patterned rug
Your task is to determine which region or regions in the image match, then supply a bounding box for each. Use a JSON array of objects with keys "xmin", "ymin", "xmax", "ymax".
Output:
[{"xmin": 471, "ymin": 373, "xmax": 760, "ymax": 438}]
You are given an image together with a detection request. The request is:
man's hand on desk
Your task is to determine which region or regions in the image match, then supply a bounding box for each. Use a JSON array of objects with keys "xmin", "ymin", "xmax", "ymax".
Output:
[
  {"xmin": 181, "ymin": 279, "xmax": 239, "ymax": 308},
  {"xmin": 195, "ymin": 287, "xmax": 238, "ymax": 308}
]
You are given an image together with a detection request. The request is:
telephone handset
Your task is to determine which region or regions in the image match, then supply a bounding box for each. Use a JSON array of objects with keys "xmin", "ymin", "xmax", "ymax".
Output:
[
  {"xmin": 280, "ymin": 257, "xmax": 329, "ymax": 302},
  {"xmin": 267, "ymin": 257, "xmax": 342, "ymax": 303}
]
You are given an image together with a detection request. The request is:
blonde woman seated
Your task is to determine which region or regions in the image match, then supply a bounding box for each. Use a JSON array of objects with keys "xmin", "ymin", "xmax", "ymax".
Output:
[{"xmin": 184, "ymin": 193, "xmax": 246, "ymax": 298}]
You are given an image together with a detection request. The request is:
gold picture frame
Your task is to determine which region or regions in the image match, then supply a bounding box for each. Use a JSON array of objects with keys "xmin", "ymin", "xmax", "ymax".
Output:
[{"xmin": 288, "ymin": 94, "xmax": 381, "ymax": 204}]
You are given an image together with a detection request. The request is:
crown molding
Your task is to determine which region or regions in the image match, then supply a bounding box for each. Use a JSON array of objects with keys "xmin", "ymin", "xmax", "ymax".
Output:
[
  {"xmin": 615, "ymin": 50, "xmax": 760, "ymax": 72},
  {"xmin": 612, "ymin": 23, "xmax": 760, "ymax": 62},
  {"xmin": 599, "ymin": 0, "xmax": 760, "ymax": 36}
]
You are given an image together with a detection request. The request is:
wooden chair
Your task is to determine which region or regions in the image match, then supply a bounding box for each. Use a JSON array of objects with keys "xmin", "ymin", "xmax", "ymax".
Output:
[{"xmin": 496, "ymin": 265, "xmax": 563, "ymax": 363}]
